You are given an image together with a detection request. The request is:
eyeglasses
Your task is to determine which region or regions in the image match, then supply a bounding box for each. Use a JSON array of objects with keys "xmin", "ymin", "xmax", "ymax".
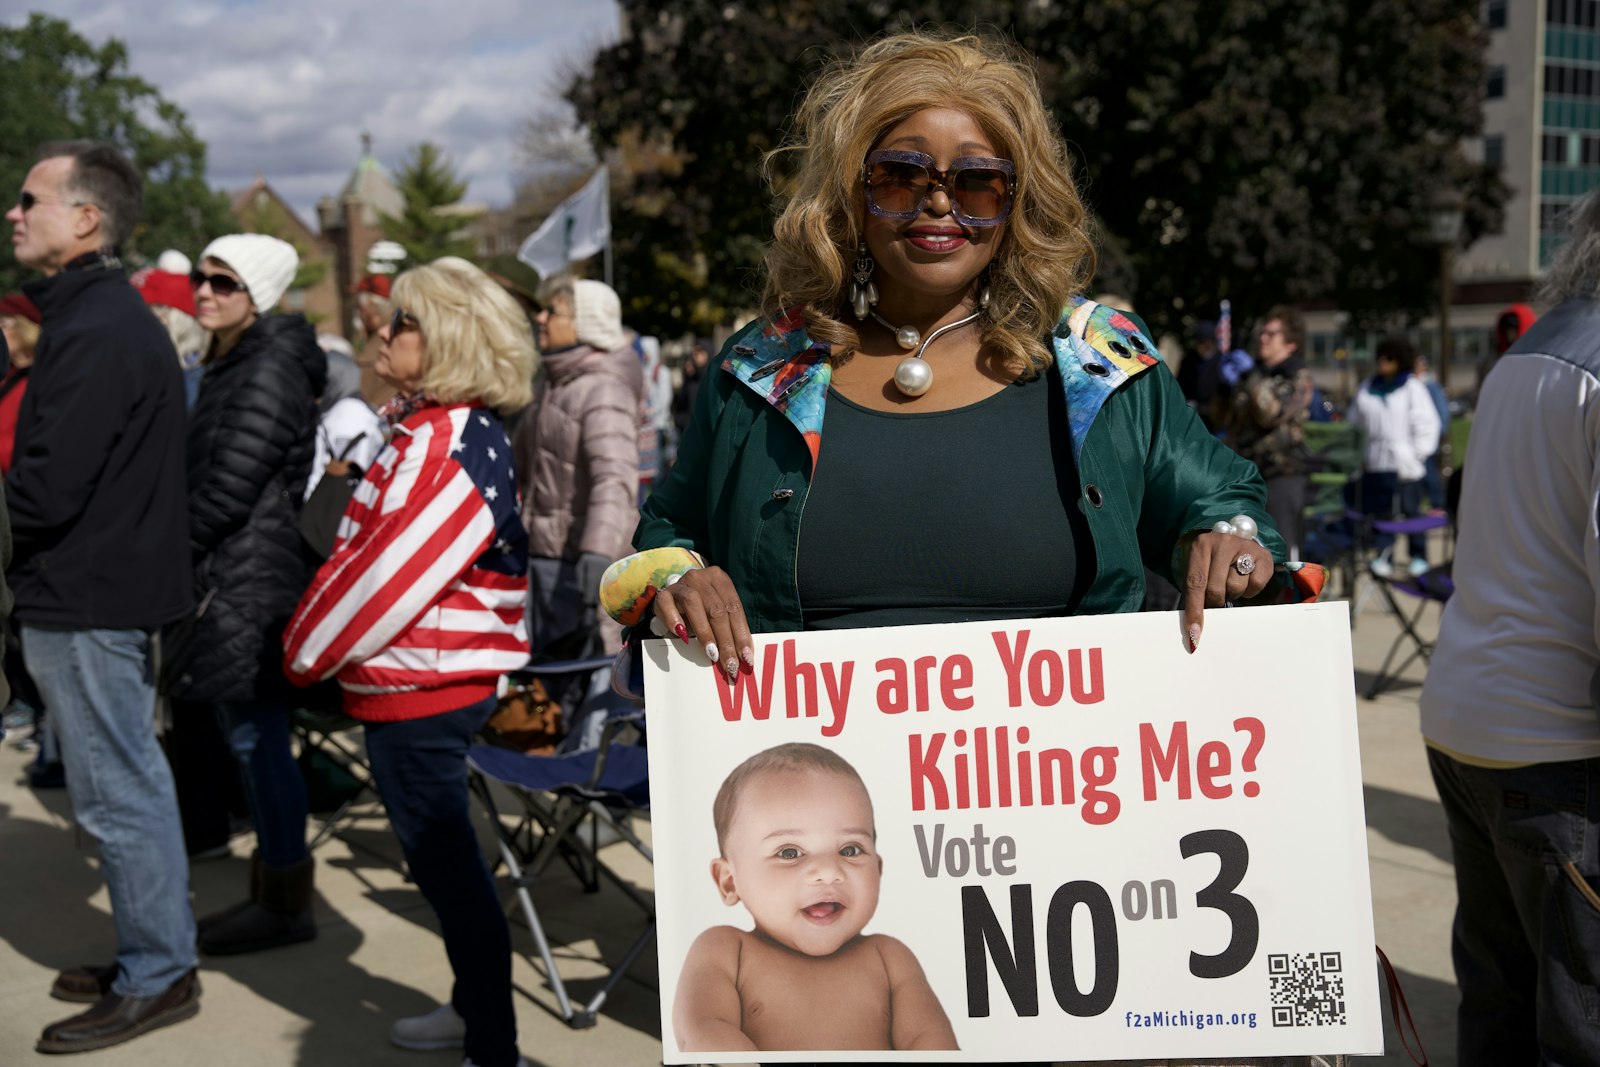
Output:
[
  {"xmin": 861, "ymin": 150, "xmax": 1016, "ymax": 226},
  {"xmin": 17, "ymin": 191, "xmax": 89, "ymax": 213},
  {"xmin": 189, "ymin": 270, "xmax": 249, "ymax": 298},
  {"xmin": 389, "ymin": 307, "xmax": 419, "ymax": 338},
  {"xmin": 1259, "ymin": 328, "xmax": 1285, "ymax": 338}
]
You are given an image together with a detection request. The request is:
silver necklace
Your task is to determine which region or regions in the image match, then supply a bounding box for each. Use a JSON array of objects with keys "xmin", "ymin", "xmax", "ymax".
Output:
[{"xmin": 870, "ymin": 286, "xmax": 991, "ymax": 397}]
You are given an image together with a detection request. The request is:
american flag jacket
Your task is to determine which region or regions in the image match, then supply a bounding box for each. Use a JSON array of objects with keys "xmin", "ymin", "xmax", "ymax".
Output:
[{"xmin": 283, "ymin": 402, "xmax": 530, "ymax": 721}]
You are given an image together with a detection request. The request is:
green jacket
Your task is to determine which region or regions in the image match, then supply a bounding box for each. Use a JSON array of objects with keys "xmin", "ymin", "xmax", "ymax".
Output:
[{"xmin": 635, "ymin": 297, "xmax": 1287, "ymax": 633}]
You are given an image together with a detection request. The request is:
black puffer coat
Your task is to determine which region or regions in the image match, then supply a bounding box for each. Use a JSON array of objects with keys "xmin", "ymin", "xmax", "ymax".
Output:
[{"xmin": 177, "ymin": 313, "xmax": 326, "ymax": 702}]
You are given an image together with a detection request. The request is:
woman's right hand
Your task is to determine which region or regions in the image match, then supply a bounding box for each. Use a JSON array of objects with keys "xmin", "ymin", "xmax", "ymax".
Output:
[{"xmin": 651, "ymin": 566, "xmax": 752, "ymax": 682}]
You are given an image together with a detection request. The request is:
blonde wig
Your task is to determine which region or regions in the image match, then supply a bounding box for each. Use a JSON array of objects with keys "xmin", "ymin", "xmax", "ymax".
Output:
[
  {"xmin": 762, "ymin": 31, "xmax": 1096, "ymax": 375},
  {"xmin": 392, "ymin": 257, "xmax": 536, "ymax": 414}
]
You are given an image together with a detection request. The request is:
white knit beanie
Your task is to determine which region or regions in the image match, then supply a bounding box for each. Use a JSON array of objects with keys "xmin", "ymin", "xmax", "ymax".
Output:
[
  {"xmin": 201, "ymin": 234, "xmax": 299, "ymax": 313},
  {"xmin": 571, "ymin": 279, "xmax": 627, "ymax": 352}
]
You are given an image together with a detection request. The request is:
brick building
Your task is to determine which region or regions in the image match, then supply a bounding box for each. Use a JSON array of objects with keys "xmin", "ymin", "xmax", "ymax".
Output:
[{"xmin": 317, "ymin": 135, "xmax": 405, "ymax": 343}]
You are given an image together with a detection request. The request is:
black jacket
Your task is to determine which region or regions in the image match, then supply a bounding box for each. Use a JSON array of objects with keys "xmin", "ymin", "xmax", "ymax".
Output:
[
  {"xmin": 8, "ymin": 258, "xmax": 191, "ymax": 629},
  {"xmin": 177, "ymin": 313, "xmax": 326, "ymax": 702}
]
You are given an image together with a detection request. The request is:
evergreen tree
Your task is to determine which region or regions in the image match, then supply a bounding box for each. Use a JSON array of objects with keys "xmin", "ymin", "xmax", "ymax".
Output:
[{"xmin": 381, "ymin": 142, "xmax": 476, "ymax": 266}]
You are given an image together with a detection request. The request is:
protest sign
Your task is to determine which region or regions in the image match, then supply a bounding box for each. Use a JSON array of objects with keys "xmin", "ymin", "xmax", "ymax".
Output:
[{"xmin": 645, "ymin": 602, "xmax": 1381, "ymax": 1062}]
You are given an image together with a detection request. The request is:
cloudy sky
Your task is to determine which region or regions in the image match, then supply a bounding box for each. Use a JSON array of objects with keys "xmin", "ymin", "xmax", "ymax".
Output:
[{"xmin": 23, "ymin": 1, "xmax": 621, "ymax": 226}]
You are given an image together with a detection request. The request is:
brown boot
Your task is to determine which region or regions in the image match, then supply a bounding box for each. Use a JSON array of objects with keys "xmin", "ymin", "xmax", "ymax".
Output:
[{"xmin": 197, "ymin": 855, "xmax": 315, "ymax": 956}]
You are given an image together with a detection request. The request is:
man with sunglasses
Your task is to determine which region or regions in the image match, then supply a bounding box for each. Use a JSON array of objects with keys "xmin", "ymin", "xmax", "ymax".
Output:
[{"xmin": 4, "ymin": 140, "xmax": 199, "ymax": 1053}]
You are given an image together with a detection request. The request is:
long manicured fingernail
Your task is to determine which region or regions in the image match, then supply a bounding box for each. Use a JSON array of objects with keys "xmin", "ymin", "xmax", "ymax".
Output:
[
  {"xmin": 723, "ymin": 656, "xmax": 739, "ymax": 680},
  {"xmin": 673, "ymin": 622, "xmax": 690, "ymax": 643},
  {"xmin": 1187, "ymin": 625, "xmax": 1200, "ymax": 654},
  {"xmin": 740, "ymin": 647, "xmax": 755, "ymax": 674},
  {"xmin": 705, "ymin": 642, "xmax": 720, "ymax": 665}
]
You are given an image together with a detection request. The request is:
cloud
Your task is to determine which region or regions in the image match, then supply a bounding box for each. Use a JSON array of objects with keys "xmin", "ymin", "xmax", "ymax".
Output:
[{"xmin": 26, "ymin": 0, "xmax": 619, "ymax": 224}]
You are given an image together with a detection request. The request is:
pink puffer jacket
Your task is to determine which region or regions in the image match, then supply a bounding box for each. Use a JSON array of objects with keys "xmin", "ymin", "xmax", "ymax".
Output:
[{"xmin": 513, "ymin": 342, "xmax": 643, "ymax": 561}]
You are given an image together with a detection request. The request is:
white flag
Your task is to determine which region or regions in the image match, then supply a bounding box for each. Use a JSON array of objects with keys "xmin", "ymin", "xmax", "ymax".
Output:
[{"xmin": 516, "ymin": 168, "xmax": 610, "ymax": 279}]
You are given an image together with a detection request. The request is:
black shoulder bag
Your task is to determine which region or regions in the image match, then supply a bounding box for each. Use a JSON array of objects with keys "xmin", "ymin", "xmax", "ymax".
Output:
[{"xmin": 298, "ymin": 433, "xmax": 369, "ymax": 560}]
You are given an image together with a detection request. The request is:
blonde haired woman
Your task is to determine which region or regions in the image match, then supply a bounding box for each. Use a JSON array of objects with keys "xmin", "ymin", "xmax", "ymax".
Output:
[
  {"xmin": 631, "ymin": 33, "xmax": 1320, "ymax": 697},
  {"xmin": 284, "ymin": 257, "xmax": 536, "ymax": 1067}
]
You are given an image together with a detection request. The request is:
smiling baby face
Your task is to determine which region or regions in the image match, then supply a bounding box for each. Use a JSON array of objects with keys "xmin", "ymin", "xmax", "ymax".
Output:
[{"xmin": 712, "ymin": 765, "xmax": 882, "ymax": 957}]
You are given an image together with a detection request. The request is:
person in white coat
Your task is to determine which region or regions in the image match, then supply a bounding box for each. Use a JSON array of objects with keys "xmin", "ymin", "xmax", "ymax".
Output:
[
  {"xmin": 306, "ymin": 337, "xmax": 385, "ymax": 498},
  {"xmin": 1347, "ymin": 335, "xmax": 1442, "ymax": 576}
]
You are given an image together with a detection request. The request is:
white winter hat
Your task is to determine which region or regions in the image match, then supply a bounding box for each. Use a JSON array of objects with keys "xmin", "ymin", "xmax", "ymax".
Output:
[
  {"xmin": 156, "ymin": 249, "xmax": 192, "ymax": 275},
  {"xmin": 570, "ymin": 279, "xmax": 627, "ymax": 352},
  {"xmin": 200, "ymin": 234, "xmax": 299, "ymax": 313}
]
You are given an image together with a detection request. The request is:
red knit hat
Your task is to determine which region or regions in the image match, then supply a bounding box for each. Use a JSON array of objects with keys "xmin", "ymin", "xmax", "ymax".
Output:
[
  {"xmin": 355, "ymin": 273, "xmax": 392, "ymax": 299},
  {"xmin": 131, "ymin": 269, "xmax": 197, "ymax": 317},
  {"xmin": 0, "ymin": 292, "xmax": 40, "ymax": 324}
]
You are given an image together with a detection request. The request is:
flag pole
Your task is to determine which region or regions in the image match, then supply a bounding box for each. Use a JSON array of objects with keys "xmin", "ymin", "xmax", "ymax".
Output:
[{"xmin": 604, "ymin": 237, "xmax": 613, "ymax": 289}]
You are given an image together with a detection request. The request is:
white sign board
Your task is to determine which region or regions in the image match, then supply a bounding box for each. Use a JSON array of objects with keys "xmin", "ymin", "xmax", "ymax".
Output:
[{"xmin": 644, "ymin": 603, "xmax": 1381, "ymax": 1062}]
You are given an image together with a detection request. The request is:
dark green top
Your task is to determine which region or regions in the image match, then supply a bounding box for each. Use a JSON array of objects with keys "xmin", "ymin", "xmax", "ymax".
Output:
[{"xmin": 797, "ymin": 367, "xmax": 1090, "ymax": 629}]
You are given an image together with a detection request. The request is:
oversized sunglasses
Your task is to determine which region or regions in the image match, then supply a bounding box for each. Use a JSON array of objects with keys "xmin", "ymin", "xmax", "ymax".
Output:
[
  {"xmin": 389, "ymin": 307, "xmax": 419, "ymax": 338},
  {"xmin": 189, "ymin": 269, "xmax": 249, "ymax": 298},
  {"xmin": 862, "ymin": 150, "xmax": 1016, "ymax": 226}
]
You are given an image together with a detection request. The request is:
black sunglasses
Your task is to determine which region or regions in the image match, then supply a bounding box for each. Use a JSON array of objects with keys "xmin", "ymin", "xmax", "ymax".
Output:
[
  {"xmin": 17, "ymin": 190, "xmax": 89, "ymax": 213},
  {"xmin": 189, "ymin": 269, "xmax": 249, "ymax": 298},
  {"xmin": 862, "ymin": 150, "xmax": 1016, "ymax": 227},
  {"xmin": 389, "ymin": 307, "xmax": 419, "ymax": 338}
]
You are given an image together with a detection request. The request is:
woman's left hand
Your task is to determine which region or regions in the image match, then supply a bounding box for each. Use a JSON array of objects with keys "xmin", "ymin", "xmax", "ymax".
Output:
[{"xmin": 1182, "ymin": 533, "xmax": 1274, "ymax": 653}]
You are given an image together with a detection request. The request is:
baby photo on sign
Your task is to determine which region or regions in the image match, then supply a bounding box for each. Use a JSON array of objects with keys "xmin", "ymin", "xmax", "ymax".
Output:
[{"xmin": 673, "ymin": 743, "xmax": 960, "ymax": 1053}]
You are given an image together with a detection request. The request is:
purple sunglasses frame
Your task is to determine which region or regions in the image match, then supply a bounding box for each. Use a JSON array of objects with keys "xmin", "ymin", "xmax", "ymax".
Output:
[{"xmin": 861, "ymin": 149, "xmax": 1017, "ymax": 227}]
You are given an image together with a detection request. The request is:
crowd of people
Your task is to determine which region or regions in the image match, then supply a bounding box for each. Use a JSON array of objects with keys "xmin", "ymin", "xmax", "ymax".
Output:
[
  {"xmin": 1173, "ymin": 300, "xmax": 1536, "ymax": 581},
  {"xmin": 0, "ymin": 25, "xmax": 1593, "ymax": 1067},
  {"xmin": 0, "ymin": 136, "xmax": 668, "ymax": 1063}
]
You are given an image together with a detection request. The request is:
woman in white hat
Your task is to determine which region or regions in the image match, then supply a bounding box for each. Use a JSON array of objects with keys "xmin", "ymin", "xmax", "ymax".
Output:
[{"xmin": 172, "ymin": 233, "xmax": 327, "ymax": 955}]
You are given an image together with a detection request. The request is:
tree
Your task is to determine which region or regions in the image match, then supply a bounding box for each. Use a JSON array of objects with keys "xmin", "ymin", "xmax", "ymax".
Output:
[
  {"xmin": 567, "ymin": 0, "xmax": 1507, "ymax": 339},
  {"xmin": 0, "ymin": 13, "xmax": 234, "ymax": 295},
  {"xmin": 381, "ymin": 142, "xmax": 477, "ymax": 266}
]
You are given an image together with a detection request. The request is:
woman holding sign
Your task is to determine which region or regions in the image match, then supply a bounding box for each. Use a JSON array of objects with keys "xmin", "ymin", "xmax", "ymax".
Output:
[{"xmin": 609, "ymin": 32, "xmax": 1319, "ymax": 680}]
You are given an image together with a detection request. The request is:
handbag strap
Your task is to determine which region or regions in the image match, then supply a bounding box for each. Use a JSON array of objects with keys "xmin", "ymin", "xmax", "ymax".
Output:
[
  {"xmin": 336, "ymin": 431, "xmax": 368, "ymax": 462},
  {"xmin": 1377, "ymin": 944, "xmax": 1428, "ymax": 1065}
]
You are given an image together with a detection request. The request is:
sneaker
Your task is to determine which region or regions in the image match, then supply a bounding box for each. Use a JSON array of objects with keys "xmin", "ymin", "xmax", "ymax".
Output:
[
  {"xmin": 391, "ymin": 1003, "xmax": 466, "ymax": 1051},
  {"xmin": 1369, "ymin": 554, "xmax": 1395, "ymax": 579},
  {"xmin": 1408, "ymin": 557, "xmax": 1431, "ymax": 577}
]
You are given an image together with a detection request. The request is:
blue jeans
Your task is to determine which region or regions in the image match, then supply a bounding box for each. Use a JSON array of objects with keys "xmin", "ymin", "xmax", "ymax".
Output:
[
  {"xmin": 365, "ymin": 697, "xmax": 516, "ymax": 1067},
  {"xmin": 21, "ymin": 625, "xmax": 197, "ymax": 997},
  {"xmin": 1428, "ymin": 748, "xmax": 1600, "ymax": 1066},
  {"xmin": 1362, "ymin": 470, "xmax": 1428, "ymax": 561},
  {"xmin": 215, "ymin": 700, "xmax": 308, "ymax": 868}
]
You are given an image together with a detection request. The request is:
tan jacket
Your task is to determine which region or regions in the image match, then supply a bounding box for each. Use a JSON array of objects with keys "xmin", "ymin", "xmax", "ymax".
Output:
[{"xmin": 513, "ymin": 342, "xmax": 642, "ymax": 561}]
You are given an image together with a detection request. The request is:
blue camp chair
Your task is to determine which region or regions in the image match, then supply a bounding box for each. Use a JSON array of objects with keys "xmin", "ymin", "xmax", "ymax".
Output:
[
  {"xmin": 1361, "ymin": 514, "xmax": 1454, "ymax": 700},
  {"xmin": 467, "ymin": 655, "xmax": 654, "ymax": 1029}
]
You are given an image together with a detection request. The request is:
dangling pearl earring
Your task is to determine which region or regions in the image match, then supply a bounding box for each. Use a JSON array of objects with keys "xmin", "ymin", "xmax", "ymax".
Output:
[{"xmin": 848, "ymin": 241, "xmax": 878, "ymax": 322}]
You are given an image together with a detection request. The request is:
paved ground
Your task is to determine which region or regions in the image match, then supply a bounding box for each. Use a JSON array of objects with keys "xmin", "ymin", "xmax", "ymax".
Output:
[{"xmin": 0, "ymin": 586, "xmax": 1458, "ymax": 1067}]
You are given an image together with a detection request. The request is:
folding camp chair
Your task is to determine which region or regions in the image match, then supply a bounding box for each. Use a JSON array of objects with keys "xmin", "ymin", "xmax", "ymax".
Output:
[
  {"xmin": 468, "ymin": 654, "xmax": 654, "ymax": 1029},
  {"xmin": 291, "ymin": 706, "xmax": 401, "ymax": 872},
  {"xmin": 1300, "ymin": 422, "xmax": 1369, "ymax": 601},
  {"xmin": 1362, "ymin": 514, "xmax": 1454, "ymax": 700}
]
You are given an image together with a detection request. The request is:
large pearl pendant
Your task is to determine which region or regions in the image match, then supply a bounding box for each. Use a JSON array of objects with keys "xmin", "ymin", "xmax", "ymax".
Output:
[
  {"xmin": 894, "ymin": 325, "xmax": 920, "ymax": 350},
  {"xmin": 894, "ymin": 356, "xmax": 933, "ymax": 396}
]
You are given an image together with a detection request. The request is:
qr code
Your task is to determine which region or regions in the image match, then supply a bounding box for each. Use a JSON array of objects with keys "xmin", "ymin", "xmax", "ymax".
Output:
[{"xmin": 1268, "ymin": 951, "xmax": 1347, "ymax": 1026}]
